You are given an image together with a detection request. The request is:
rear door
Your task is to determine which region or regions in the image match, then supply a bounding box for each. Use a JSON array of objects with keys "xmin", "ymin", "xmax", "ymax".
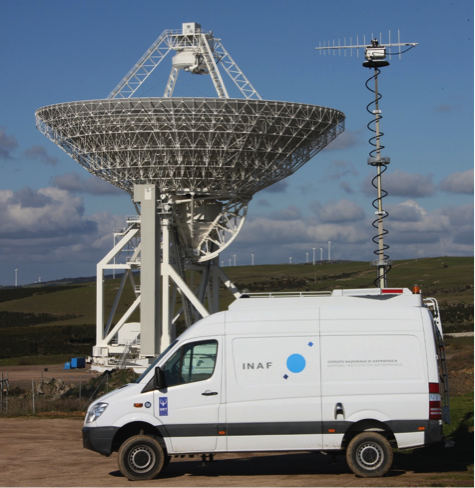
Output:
[{"xmin": 320, "ymin": 307, "xmax": 428, "ymax": 448}]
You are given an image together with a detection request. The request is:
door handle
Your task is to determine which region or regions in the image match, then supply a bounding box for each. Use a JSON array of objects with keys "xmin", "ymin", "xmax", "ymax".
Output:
[
  {"xmin": 202, "ymin": 391, "xmax": 218, "ymax": 396},
  {"xmin": 334, "ymin": 402, "xmax": 345, "ymax": 419}
]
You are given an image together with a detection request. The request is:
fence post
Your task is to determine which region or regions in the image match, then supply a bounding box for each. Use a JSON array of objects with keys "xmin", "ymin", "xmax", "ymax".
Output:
[{"xmin": 32, "ymin": 379, "xmax": 35, "ymax": 415}]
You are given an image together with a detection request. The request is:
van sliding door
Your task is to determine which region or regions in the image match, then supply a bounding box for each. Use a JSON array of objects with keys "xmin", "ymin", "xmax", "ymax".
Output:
[{"xmin": 225, "ymin": 331, "xmax": 322, "ymax": 451}]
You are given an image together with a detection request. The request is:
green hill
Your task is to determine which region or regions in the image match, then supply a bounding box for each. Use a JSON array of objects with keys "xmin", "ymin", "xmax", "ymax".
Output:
[{"xmin": 0, "ymin": 257, "xmax": 472, "ymax": 365}]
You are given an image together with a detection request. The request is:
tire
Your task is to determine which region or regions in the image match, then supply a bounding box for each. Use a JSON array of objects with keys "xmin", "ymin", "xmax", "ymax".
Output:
[
  {"xmin": 118, "ymin": 435, "xmax": 165, "ymax": 481},
  {"xmin": 346, "ymin": 432, "xmax": 393, "ymax": 478}
]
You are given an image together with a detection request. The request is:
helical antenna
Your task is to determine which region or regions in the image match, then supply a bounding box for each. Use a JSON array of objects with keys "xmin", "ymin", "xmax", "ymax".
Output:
[{"xmin": 365, "ymin": 67, "xmax": 391, "ymax": 287}]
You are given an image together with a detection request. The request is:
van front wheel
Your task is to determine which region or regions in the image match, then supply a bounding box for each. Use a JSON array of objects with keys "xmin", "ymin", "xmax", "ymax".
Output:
[
  {"xmin": 346, "ymin": 432, "xmax": 393, "ymax": 478},
  {"xmin": 118, "ymin": 435, "xmax": 165, "ymax": 481}
]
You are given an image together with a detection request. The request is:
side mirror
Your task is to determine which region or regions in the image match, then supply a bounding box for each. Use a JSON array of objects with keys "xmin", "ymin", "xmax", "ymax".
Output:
[{"xmin": 154, "ymin": 367, "xmax": 166, "ymax": 389}]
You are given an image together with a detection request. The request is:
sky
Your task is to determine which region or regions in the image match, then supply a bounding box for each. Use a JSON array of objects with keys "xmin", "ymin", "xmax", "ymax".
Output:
[{"xmin": 0, "ymin": 0, "xmax": 473, "ymax": 285}]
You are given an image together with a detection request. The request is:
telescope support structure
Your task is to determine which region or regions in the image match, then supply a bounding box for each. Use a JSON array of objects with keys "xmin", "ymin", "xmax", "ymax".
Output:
[{"xmin": 92, "ymin": 183, "xmax": 241, "ymax": 371}]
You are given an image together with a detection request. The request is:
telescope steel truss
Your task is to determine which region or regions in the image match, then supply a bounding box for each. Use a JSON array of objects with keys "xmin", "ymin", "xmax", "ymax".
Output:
[
  {"xmin": 35, "ymin": 22, "xmax": 346, "ymax": 371},
  {"xmin": 106, "ymin": 26, "xmax": 261, "ymax": 100},
  {"xmin": 36, "ymin": 98, "xmax": 344, "ymax": 197}
]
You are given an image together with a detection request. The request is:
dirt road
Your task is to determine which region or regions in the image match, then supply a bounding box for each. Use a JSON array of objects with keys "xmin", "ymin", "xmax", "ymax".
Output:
[
  {"xmin": 1, "ymin": 363, "xmax": 98, "ymax": 389},
  {"xmin": 0, "ymin": 417, "xmax": 472, "ymax": 487}
]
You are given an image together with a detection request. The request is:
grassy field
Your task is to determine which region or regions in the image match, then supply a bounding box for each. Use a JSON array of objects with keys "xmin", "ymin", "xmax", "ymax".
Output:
[{"xmin": 0, "ymin": 256, "xmax": 472, "ymax": 364}]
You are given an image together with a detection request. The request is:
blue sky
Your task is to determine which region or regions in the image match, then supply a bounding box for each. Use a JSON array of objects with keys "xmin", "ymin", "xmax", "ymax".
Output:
[{"xmin": 0, "ymin": 0, "xmax": 473, "ymax": 285}]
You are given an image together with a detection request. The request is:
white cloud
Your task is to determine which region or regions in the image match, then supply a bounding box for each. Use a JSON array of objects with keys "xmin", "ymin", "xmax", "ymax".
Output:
[
  {"xmin": 386, "ymin": 200, "xmax": 425, "ymax": 222},
  {"xmin": 323, "ymin": 129, "xmax": 363, "ymax": 151},
  {"xmin": 269, "ymin": 205, "xmax": 302, "ymax": 221},
  {"xmin": 24, "ymin": 145, "xmax": 58, "ymax": 166},
  {"xmin": 53, "ymin": 172, "xmax": 124, "ymax": 195},
  {"xmin": 439, "ymin": 169, "xmax": 474, "ymax": 194},
  {"xmin": 440, "ymin": 204, "xmax": 474, "ymax": 245},
  {"xmin": 362, "ymin": 170, "xmax": 436, "ymax": 197},
  {"xmin": 310, "ymin": 199, "xmax": 366, "ymax": 223},
  {"xmin": 256, "ymin": 198, "xmax": 271, "ymax": 207},
  {"xmin": 0, "ymin": 187, "xmax": 126, "ymax": 277},
  {"xmin": 227, "ymin": 199, "xmax": 473, "ymax": 264},
  {"xmin": 0, "ymin": 187, "xmax": 95, "ymax": 238},
  {"xmin": 436, "ymin": 104, "xmax": 452, "ymax": 113},
  {"xmin": 261, "ymin": 180, "xmax": 289, "ymax": 193},
  {"xmin": 297, "ymin": 183, "xmax": 317, "ymax": 195},
  {"xmin": 325, "ymin": 160, "xmax": 359, "ymax": 180},
  {"xmin": 0, "ymin": 127, "xmax": 18, "ymax": 160},
  {"xmin": 339, "ymin": 181, "xmax": 355, "ymax": 194}
]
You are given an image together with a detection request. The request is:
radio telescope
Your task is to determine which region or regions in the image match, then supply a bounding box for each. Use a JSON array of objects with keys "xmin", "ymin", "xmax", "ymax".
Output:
[{"xmin": 36, "ymin": 23, "xmax": 345, "ymax": 371}]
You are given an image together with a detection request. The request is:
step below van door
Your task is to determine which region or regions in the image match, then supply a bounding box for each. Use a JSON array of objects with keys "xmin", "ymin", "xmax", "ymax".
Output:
[
  {"xmin": 153, "ymin": 338, "xmax": 223, "ymax": 453},
  {"xmin": 225, "ymin": 333, "xmax": 322, "ymax": 451}
]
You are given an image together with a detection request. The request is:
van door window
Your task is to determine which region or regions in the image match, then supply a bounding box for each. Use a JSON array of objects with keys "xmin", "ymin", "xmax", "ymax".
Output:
[{"xmin": 162, "ymin": 340, "xmax": 218, "ymax": 387}]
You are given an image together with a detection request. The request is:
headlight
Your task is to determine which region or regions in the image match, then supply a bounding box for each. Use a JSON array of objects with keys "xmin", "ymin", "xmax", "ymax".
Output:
[{"xmin": 86, "ymin": 402, "xmax": 108, "ymax": 423}]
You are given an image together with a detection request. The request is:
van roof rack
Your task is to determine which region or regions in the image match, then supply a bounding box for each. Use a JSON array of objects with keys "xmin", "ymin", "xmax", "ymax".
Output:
[{"xmin": 240, "ymin": 288, "xmax": 412, "ymax": 299}]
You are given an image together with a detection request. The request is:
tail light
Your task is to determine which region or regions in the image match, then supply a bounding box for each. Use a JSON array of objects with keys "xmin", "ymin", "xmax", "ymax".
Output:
[{"xmin": 429, "ymin": 382, "xmax": 442, "ymax": 420}]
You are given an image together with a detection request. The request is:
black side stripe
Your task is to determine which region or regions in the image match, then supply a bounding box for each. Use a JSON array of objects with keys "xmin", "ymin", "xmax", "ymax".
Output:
[
  {"xmin": 162, "ymin": 420, "xmax": 430, "ymax": 437},
  {"xmin": 227, "ymin": 422, "xmax": 321, "ymax": 436}
]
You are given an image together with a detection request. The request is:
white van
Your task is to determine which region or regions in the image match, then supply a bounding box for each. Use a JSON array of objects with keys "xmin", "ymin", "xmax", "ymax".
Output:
[{"xmin": 82, "ymin": 288, "xmax": 449, "ymax": 479}]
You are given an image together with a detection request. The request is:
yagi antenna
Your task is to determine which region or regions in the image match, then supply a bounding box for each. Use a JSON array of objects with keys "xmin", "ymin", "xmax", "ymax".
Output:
[
  {"xmin": 315, "ymin": 31, "xmax": 418, "ymax": 289},
  {"xmin": 315, "ymin": 30, "xmax": 417, "ymax": 60}
]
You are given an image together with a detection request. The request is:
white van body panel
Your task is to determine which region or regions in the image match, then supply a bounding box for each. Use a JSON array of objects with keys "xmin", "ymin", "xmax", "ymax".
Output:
[
  {"xmin": 84, "ymin": 289, "xmax": 443, "ymax": 460},
  {"xmin": 395, "ymin": 432, "xmax": 426, "ymax": 449},
  {"xmin": 93, "ymin": 383, "xmax": 156, "ymax": 428}
]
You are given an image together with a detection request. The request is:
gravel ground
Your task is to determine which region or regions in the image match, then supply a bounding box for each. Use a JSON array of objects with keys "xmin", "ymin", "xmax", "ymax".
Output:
[{"xmin": 0, "ymin": 417, "xmax": 473, "ymax": 487}]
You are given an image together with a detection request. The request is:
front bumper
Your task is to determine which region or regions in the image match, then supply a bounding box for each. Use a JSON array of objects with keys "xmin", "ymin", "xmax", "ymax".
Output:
[{"xmin": 82, "ymin": 426, "xmax": 119, "ymax": 456}]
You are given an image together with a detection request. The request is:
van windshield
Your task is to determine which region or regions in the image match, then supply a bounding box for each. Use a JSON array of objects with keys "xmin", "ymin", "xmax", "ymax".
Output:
[{"xmin": 135, "ymin": 340, "xmax": 179, "ymax": 383}]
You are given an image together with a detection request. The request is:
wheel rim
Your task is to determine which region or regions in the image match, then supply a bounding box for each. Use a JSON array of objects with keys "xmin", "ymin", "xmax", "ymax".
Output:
[
  {"xmin": 356, "ymin": 442, "xmax": 384, "ymax": 471},
  {"xmin": 128, "ymin": 445, "xmax": 156, "ymax": 473}
]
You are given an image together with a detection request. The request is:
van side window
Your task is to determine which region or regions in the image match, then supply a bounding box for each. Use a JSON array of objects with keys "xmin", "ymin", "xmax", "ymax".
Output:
[{"xmin": 162, "ymin": 340, "xmax": 218, "ymax": 387}]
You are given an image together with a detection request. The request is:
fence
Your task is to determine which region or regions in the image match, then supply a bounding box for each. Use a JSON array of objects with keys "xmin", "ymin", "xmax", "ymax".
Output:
[
  {"xmin": 0, "ymin": 368, "xmax": 135, "ymax": 416},
  {"xmin": 0, "ymin": 372, "xmax": 9, "ymax": 413}
]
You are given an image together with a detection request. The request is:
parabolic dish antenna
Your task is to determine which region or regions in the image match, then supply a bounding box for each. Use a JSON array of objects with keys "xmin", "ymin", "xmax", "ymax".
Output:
[
  {"xmin": 36, "ymin": 23, "xmax": 345, "ymax": 371},
  {"xmin": 36, "ymin": 98, "xmax": 343, "ymax": 197}
]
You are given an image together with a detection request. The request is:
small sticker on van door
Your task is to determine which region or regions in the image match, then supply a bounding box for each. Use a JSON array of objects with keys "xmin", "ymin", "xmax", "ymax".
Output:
[{"xmin": 159, "ymin": 397, "xmax": 168, "ymax": 416}]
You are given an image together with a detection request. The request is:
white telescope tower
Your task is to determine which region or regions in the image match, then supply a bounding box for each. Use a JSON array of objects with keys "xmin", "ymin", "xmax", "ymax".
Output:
[{"xmin": 36, "ymin": 23, "xmax": 345, "ymax": 371}]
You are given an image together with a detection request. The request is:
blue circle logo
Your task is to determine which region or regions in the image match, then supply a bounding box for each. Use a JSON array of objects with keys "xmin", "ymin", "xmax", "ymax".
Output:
[{"xmin": 286, "ymin": 354, "xmax": 306, "ymax": 373}]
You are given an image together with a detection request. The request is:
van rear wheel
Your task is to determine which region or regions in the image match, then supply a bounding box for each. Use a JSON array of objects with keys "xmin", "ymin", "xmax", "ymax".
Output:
[
  {"xmin": 118, "ymin": 435, "xmax": 165, "ymax": 481},
  {"xmin": 346, "ymin": 432, "xmax": 393, "ymax": 478}
]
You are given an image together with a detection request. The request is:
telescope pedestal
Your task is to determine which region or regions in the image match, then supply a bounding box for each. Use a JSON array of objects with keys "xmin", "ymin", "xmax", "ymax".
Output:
[{"xmin": 91, "ymin": 184, "xmax": 241, "ymax": 372}]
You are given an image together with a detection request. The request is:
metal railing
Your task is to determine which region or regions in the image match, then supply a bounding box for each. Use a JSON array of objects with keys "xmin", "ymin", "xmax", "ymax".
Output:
[{"xmin": 242, "ymin": 291, "xmax": 332, "ymax": 299}]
